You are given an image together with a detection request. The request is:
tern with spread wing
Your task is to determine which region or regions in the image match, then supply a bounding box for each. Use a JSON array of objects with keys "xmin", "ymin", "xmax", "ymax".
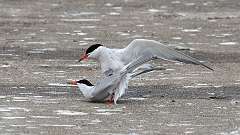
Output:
[
  {"xmin": 79, "ymin": 39, "xmax": 213, "ymax": 76},
  {"xmin": 71, "ymin": 55, "xmax": 161, "ymax": 104}
]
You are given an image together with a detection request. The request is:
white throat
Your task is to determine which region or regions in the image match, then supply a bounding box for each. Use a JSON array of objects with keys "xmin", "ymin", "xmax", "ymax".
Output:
[{"xmin": 77, "ymin": 84, "xmax": 94, "ymax": 98}]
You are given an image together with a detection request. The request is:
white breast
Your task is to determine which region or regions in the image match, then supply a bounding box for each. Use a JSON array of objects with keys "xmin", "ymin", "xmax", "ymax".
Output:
[{"xmin": 99, "ymin": 48, "xmax": 125, "ymax": 74}]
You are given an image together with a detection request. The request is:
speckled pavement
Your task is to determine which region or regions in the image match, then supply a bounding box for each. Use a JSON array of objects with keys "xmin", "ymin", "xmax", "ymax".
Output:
[{"xmin": 0, "ymin": 0, "xmax": 240, "ymax": 134}]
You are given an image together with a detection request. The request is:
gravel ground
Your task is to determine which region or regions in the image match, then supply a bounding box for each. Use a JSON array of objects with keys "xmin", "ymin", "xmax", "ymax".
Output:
[{"xmin": 0, "ymin": 0, "xmax": 240, "ymax": 135}]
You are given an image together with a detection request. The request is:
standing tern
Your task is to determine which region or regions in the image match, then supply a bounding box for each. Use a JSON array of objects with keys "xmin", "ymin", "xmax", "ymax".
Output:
[
  {"xmin": 79, "ymin": 39, "xmax": 213, "ymax": 76},
  {"xmin": 71, "ymin": 55, "xmax": 161, "ymax": 104}
]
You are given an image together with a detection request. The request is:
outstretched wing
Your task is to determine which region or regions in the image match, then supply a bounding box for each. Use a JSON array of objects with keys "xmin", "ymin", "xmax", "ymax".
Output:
[{"xmin": 121, "ymin": 39, "xmax": 213, "ymax": 70}]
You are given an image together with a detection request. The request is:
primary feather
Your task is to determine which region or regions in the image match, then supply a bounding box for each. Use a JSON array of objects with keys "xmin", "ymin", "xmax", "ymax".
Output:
[{"xmin": 122, "ymin": 39, "xmax": 213, "ymax": 70}]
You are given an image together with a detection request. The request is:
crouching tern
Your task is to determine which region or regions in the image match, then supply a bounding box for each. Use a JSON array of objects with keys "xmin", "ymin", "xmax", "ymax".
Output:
[
  {"xmin": 79, "ymin": 39, "xmax": 213, "ymax": 76},
  {"xmin": 70, "ymin": 55, "xmax": 163, "ymax": 104}
]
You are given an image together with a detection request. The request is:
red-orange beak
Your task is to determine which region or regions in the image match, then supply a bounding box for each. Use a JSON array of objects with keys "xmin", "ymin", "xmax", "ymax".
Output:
[
  {"xmin": 68, "ymin": 80, "xmax": 77, "ymax": 85},
  {"xmin": 79, "ymin": 53, "xmax": 88, "ymax": 62}
]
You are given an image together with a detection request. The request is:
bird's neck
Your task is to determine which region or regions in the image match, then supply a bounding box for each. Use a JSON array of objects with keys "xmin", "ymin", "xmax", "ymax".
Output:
[{"xmin": 77, "ymin": 84, "xmax": 94, "ymax": 98}]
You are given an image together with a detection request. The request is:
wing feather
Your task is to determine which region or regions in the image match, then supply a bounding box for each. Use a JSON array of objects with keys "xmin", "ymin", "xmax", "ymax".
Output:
[
  {"xmin": 122, "ymin": 39, "xmax": 213, "ymax": 70},
  {"xmin": 91, "ymin": 75, "xmax": 119, "ymax": 98}
]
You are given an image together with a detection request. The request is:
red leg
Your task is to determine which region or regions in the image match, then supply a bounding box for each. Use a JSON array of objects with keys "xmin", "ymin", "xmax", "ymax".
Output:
[{"xmin": 106, "ymin": 93, "xmax": 114, "ymax": 106}]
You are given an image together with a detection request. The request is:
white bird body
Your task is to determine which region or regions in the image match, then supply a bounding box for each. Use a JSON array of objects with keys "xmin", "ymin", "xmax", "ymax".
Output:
[
  {"xmin": 76, "ymin": 55, "xmax": 159, "ymax": 104},
  {"xmin": 96, "ymin": 47, "xmax": 125, "ymax": 74},
  {"xmin": 76, "ymin": 39, "xmax": 213, "ymax": 104},
  {"xmin": 83, "ymin": 39, "xmax": 213, "ymax": 76},
  {"xmin": 77, "ymin": 73, "xmax": 129, "ymax": 104}
]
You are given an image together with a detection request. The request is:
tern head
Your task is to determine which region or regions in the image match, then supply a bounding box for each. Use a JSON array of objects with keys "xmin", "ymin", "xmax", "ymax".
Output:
[
  {"xmin": 69, "ymin": 79, "xmax": 94, "ymax": 86},
  {"xmin": 79, "ymin": 44, "xmax": 103, "ymax": 62},
  {"xmin": 77, "ymin": 79, "xmax": 94, "ymax": 86}
]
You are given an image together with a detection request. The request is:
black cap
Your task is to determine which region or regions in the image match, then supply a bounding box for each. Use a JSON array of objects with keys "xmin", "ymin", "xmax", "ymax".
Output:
[
  {"xmin": 85, "ymin": 44, "xmax": 103, "ymax": 54},
  {"xmin": 77, "ymin": 79, "xmax": 94, "ymax": 86}
]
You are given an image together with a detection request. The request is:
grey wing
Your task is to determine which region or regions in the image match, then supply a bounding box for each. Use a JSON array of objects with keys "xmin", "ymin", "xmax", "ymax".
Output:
[
  {"xmin": 113, "ymin": 55, "xmax": 161, "ymax": 104},
  {"xmin": 91, "ymin": 74, "xmax": 119, "ymax": 99},
  {"xmin": 120, "ymin": 54, "xmax": 158, "ymax": 75},
  {"xmin": 131, "ymin": 67, "xmax": 166, "ymax": 78},
  {"xmin": 122, "ymin": 39, "xmax": 213, "ymax": 70}
]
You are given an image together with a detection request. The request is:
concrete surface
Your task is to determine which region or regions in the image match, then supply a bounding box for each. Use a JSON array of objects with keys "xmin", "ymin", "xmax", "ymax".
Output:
[{"xmin": 0, "ymin": 0, "xmax": 240, "ymax": 134}]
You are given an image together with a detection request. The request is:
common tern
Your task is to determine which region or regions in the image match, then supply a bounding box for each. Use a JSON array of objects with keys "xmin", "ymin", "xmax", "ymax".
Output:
[
  {"xmin": 79, "ymin": 39, "xmax": 213, "ymax": 76},
  {"xmin": 71, "ymin": 55, "xmax": 161, "ymax": 104}
]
